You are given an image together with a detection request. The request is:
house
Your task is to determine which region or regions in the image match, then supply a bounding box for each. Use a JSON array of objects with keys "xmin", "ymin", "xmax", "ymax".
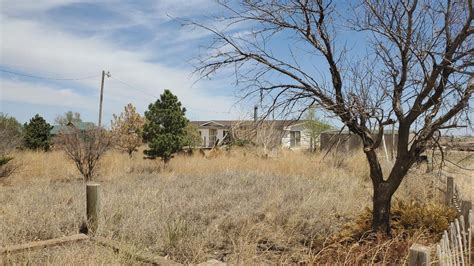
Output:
[
  {"xmin": 190, "ymin": 120, "xmax": 313, "ymax": 149},
  {"xmin": 50, "ymin": 121, "xmax": 96, "ymax": 135}
]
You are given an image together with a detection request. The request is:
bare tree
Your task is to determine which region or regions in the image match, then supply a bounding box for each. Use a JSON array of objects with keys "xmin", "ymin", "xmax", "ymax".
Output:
[
  {"xmin": 256, "ymin": 121, "xmax": 285, "ymax": 155},
  {"xmin": 55, "ymin": 111, "xmax": 82, "ymax": 126},
  {"xmin": 231, "ymin": 119, "xmax": 285, "ymax": 155},
  {"xmin": 195, "ymin": 0, "xmax": 473, "ymax": 234},
  {"xmin": 56, "ymin": 128, "xmax": 111, "ymax": 181}
]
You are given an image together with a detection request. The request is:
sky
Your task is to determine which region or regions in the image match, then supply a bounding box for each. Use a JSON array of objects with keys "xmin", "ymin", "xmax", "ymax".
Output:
[
  {"xmin": 0, "ymin": 1, "xmax": 471, "ymax": 135},
  {"xmin": 0, "ymin": 0, "xmax": 247, "ymax": 127}
]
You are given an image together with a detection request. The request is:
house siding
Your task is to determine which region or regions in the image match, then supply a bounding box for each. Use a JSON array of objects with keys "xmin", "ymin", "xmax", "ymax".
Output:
[
  {"xmin": 281, "ymin": 124, "xmax": 311, "ymax": 149},
  {"xmin": 198, "ymin": 128, "xmax": 228, "ymax": 148},
  {"xmin": 193, "ymin": 120, "xmax": 312, "ymax": 150}
]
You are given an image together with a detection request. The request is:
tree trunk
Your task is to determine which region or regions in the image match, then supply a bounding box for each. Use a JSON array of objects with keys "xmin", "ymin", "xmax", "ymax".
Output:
[
  {"xmin": 369, "ymin": 152, "xmax": 413, "ymax": 235},
  {"xmin": 371, "ymin": 182, "xmax": 393, "ymax": 235},
  {"xmin": 364, "ymin": 148, "xmax": 394, "ymax": 235}
]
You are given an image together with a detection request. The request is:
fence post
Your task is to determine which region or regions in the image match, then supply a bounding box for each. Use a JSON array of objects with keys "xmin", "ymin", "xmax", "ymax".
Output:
[
  {"xmin": 86, "ymin": 183, "xmax": 100, "ymax": 234},
  {"xmin": 446, "ymin": 176, "xmax": 454, "ymax": 207},
  {"xmin": 408, "ymin": 244, "xmax": 430, "ymax": 266},
  {"xmin": 461, "ymin": 201, "xmax": 472, "ymax": 227}
]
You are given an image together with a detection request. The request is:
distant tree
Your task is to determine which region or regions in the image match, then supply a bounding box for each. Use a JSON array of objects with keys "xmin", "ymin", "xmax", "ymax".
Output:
[
  {"xmin": 111, "ymin": 103, "xmax": 144, "ymax": 157},
  {"xmin": 143, "ymin": 90, "xmax": 188, "ymax": 163},
  {"xmin": 55, "ymin": 111, "xmax": 82, "ymax": 126},
  {"xmin": 0, "ymin": 113, "xmax": 22, "ymax": 178},
  {"xmin": 183, "ymin": 124, "xmax": 202, "ymax": 149},
  {"xmin": 23, "ymin": 114, "xmax": 53, "ymax": 151},
  {"xmin": 303, "ymin": 107, "xmax": 331, "ymax": 151},
  {"xmin": 0, "ymin": 113, "xmax": 23, "ymax": 152},
  {"xmin": 55, "ymin": 128, "xmax": 111, "ymax": 181}
]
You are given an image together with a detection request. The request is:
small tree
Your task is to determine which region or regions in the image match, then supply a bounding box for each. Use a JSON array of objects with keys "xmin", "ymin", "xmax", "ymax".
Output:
[
  {"xmin": 23, "ymin": 114, "xmax": 53, "ymax": 151},
  {"xmin": 183, "ymin": 124, "xmax": 202, "ymax": 149},
  {"xmin": 143, "ymin": 90, "xmax": 188, "ymax": 163},
  {"xmin": 55, "ymin": 111, "xmax": 82, "ymax": 126},
  {"xmin": 255, "ymin": 120, "xmax": 286, "ymax": 155},
  {"xmin": 0, "ymin": 113, "xmax": 22, "ymax": 152},
  {"xmin": 56, "ymin": 128, "xmax": 110, "ymax": 181},
  {"xmin": 303, "ymin": 107, "xmax": 331, "ymax": 151},
  {"xmin": 111, "ymin": 103, "xmax": 144, "ymax": 157},
  {"xmin": 0, "ymin": 113, "xmax": 22, "ymax": 178}
]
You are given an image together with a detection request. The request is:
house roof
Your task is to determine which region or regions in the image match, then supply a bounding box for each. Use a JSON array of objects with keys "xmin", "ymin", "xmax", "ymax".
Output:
[
  {"xmin": 190, "ymin": 120, "xmax": 303, "ymax": 130},
  {"xmin": 51, "ymin": 121, "xmax": 96, "ymax": 135}
]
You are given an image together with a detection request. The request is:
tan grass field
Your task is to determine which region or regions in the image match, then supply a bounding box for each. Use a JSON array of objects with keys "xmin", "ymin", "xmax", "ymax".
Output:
[{"xmin": 1, "ymin": 147, "xmax": 472, "ymax": 264}]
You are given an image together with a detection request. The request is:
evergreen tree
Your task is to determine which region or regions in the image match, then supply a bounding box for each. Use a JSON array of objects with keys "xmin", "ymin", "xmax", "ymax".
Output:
[
  {"xmin": 143, "ymin": 90, "xmax": 188, "ymax": 162},
  {"xmin": 23, "ymin": 114, "xmax": 53, "ymax": 151}
]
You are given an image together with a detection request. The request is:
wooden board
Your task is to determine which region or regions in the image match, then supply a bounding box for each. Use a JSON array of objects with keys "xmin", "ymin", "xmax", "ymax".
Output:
[{"xmin": 0, "ymin": 234, "xmax": 89, "ymax": 255}]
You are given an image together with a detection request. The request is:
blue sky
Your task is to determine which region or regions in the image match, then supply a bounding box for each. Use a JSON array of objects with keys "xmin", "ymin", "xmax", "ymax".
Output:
[
  {"xmin": 1, "ymin": 1, "xmax": 470, "ymax": 135},
  {"xmin": 0, "ymin": 0, "xmax": 246, "ymax": 126}
]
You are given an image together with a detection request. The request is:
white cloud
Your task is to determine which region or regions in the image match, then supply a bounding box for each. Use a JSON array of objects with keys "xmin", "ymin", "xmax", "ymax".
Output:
[
  {"xmin": 0, "ymin": 0, "xmax": 72, "ymax": 14},
  {"xmin": 0, "ymin": 79, "xmax": 95, "ymax": 110},
  {"xmin": 0, "ymin": 6, "xmax": 238, "ymax": 122}
]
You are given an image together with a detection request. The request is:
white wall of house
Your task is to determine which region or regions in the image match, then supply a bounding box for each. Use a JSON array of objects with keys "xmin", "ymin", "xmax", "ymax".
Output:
[
  {"xmin": 281, "ymin": 124, "xmax": 311, "ymax": 149},
  {"xmin": 198, "ymin": 129, "xmax": 209, "ymax": 147},
  {"xmin": 198, "ymin": 128, "xmax": 229, "ymax": 148}
]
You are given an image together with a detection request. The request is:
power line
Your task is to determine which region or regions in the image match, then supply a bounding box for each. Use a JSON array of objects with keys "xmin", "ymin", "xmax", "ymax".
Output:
[
  {"xmin": 0, "ymin": 69, "xmax": 100, "ymax": 81},
  {"xmin": 110, "ymin": 75, "xmax": 232, "ymax": 114},
  {"xmin": 110, "ymin": 76, "xmax": 159, "ymax": 98}
]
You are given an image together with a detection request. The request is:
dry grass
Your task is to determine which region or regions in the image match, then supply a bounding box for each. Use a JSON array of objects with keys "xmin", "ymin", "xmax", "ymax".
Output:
[
  {"xmin": 2, "ymin": 241, "xmax": 138, "ymax": 265},
  {"xmin": 1, "ymin": 147, "xmax": 469, "ymax": 264}
]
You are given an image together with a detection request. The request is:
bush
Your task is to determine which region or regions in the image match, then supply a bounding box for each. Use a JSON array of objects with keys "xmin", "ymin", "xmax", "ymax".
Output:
[
  {"xmin": 336, "ymin": 199, "xmax": 458, "ymax": 243},
  {"xmin": 55, "ymin": 128, "xmax": 111, "ymax": 181},
  {"xmin": 0, "ymin": 156, "xmax": 18, "ymax": 178}
]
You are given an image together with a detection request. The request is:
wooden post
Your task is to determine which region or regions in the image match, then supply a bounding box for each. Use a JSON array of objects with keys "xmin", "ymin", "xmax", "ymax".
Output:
[
  {"xmin": 446, "ymin": 176, "xmax": 454, "ymax": 207},
  {"xmin": 86, "ymin": 183, "xmax": 100, "ymax": 234},
  {"xmin": 408, "ymin": 244, "xmax": 430, "ymax": 266},
  {"xmin": 391, "ymin": 123, "xmax": 395, "ymax": 160},
  {"xmin": 461, "ymin": 201, "xmax": 472, "ymax": 228}
]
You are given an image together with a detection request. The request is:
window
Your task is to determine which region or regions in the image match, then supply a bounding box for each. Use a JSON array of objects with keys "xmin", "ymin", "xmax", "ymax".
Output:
[{"xmin": 290, "ymin": 131, "xmax": 301, "ymax": 147}]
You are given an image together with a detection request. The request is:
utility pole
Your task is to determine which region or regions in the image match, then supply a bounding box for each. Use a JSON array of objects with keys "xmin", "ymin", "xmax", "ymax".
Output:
[{"xmin": 98, "ymin": 70, "xmax": 111, "ymax": 128}]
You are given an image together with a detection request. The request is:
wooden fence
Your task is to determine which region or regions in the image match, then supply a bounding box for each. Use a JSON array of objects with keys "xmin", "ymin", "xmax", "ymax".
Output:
[
  {"xmin": 409, "ymin": 176, "xmax": 472, "ymax": 266},
  {"xmin": 435, "ymin": 211, "xmax": 472, "ymax": 266}
]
